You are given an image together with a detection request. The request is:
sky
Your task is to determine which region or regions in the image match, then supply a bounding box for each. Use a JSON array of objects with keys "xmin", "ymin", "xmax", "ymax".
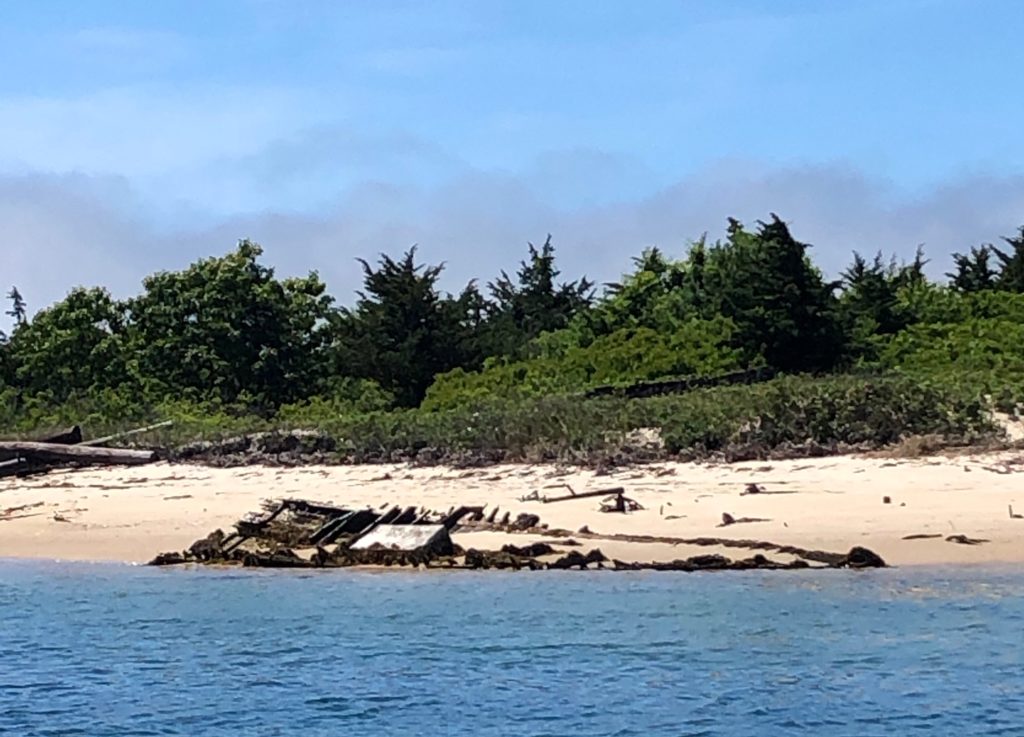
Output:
[{"xmin": 3, "ymin": 0, "xmax": 1024, "ymax": 320}]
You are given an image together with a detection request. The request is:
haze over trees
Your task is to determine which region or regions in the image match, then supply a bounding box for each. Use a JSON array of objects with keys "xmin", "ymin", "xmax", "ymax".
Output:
[{"xmin": 2, "ymin": 214, "xmax": 1024, "ymax": 459}]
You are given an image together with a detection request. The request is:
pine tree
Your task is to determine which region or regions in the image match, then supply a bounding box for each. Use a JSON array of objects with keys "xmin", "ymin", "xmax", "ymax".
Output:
[
  {"xmin": 483, "ymin": 236, "xmax": 593, "ymax": 356},
  {"xmin": 701, "ymin": 215, "xmax": 844, "ymax": 372},
  {"xmin": 992, "ymin": 226, "xmax": 1024, "ymax": 292},
  {"xmin": 332, "ymin": 248, "xmax": 479, "ymax": 406},
  {"xmin": 5, "ymin": 286, "xmax": 26, "ymax": 326},
  {"xmin": 948, "ymin": 246, "xmax": 998, "ymax": 292}
]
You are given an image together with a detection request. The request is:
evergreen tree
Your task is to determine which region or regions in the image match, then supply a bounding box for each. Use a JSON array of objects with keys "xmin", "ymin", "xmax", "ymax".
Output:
[
  {"xmin": 700, "ymin": 215, "xmax": 844, "ymax": 372},
  {"xmin": 840, "ymin": 252, "xmax": 904, "ymax": 334},
  {"xmin": 948, "ymin": 245, "xmax": 998, "ymax": 292},
  {"xmin": 993, "ymin": 226, "xmax": 1024, "ymax": 292},
  {"xmin": 838, "ymin": 250, "xmax": 926, "ymax": 360},
  {"xmin": 332, "ymin": 248, "xmax": 479, "ymax": 406},
  {"xmin": 578, "ymin": 242, "xmax": 712, "ymax": 344},
  {"xmin": 483, "ymin": 236, "xmax": 593, "ymax": 356},
  {"xmin": 5, "ymin": 286, "xmax": 26, "ymax": 326}
]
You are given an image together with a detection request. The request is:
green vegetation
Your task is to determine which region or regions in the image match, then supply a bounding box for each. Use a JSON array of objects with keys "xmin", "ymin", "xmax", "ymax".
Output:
[{"xmin": 2, "ymin": 214, "xmax": 1023, "ymax": 462}]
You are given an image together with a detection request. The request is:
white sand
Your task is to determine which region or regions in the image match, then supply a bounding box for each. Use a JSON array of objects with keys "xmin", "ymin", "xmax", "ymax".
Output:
[{"xmin": 2, "ymin": 451, "xmax": 1024, "ymax": 565}]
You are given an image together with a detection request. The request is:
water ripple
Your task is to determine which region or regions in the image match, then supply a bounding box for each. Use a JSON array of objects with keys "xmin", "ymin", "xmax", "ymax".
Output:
[{"xmin": 0, "ymin": 561, "xmax": 1022, "ymax": 736}]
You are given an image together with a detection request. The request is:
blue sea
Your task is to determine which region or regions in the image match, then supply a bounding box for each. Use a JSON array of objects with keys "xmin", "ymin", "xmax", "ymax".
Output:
[{"xmin": 1, "ymin": 562, "xmax": 1022, "ymax": 736}]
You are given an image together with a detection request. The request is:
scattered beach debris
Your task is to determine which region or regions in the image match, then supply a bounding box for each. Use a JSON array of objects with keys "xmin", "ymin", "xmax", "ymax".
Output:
[
  {"xmin": 547, "ymin": 549, "xmax": 607, "ymax": 570},
  {"xmin": 741, "ymin": 482, "xmax": 796, "ymax": 496},
  {"xmin": 1010, "ymin": 505, "xmax": 1023, "ymax": 520},
  {"xmin": 522, "ymin": 484, "xmax": 644, "ymax": 513},
  {"xmin": 612, "ymin": 546, "xmax": 884, "ymax": 571},
  {"xmin": 902, "ymin": 533, "xmax": 943, "ymax": 540},
  {"xmin": 945, "ymin": 534, "xmax": 989, "ymax": 545},
  {"xmin": 510, "ymin": 513, "xmax": 540, "ymax": 530},
  {"xmin": 883, "ymin": 496, "xmax": 892, "ymax": 504},
  {"xmin": 501, "ymin": 542, "xmax": 556, "ymax": 557},
  {"xmin": 0, "ymin": 421, "xmax": 168, "ymax": 479},
  {"xmin": 522, "ymin": 485, "xmax": 624, "ymax": 503},
  {"xmin": 0, "ymin": 501, "xmax": 45, "ymax": 521},
  {"xmin": 718, "ymin": 513, "xmax": 771, "ymax": 527},
  {"xmin": 145, "ymin": 495, "xmax": 885, "ymax": 573},
  {"xmin": 844, "ymin": 546, "xmax": 887, "ymax": 568},
  {"xmin": 599, "ymin": 492, "xmax": 643, "ymax": 513}
]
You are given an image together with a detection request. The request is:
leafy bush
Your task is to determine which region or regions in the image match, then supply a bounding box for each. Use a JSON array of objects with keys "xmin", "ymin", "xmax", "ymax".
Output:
[{"xmin": 423, "ymin": 319, "xmax": 741, "ymax": 410}]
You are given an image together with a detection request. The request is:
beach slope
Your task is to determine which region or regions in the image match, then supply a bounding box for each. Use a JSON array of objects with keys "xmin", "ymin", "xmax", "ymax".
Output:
[{"xmin": 2, "ymin": 451, "xmax": 1023, "ymax": 566}]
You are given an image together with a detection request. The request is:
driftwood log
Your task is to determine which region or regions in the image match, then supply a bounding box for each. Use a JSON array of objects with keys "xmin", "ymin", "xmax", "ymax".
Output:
[{"xmin": 0, "ymin": 441, "xmax": 157, "ymax": 465}]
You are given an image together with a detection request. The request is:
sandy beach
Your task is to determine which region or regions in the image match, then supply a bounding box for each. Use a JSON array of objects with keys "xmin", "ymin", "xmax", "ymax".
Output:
[{"xmin": 2, "ymin": 449, "xmax": 1023, "ymax": 567}]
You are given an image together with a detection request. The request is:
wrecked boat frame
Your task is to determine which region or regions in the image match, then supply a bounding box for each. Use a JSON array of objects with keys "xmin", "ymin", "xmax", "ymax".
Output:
[{"xmin": 149, "ymin": 495, "xmax": 886, "ymax": 572}]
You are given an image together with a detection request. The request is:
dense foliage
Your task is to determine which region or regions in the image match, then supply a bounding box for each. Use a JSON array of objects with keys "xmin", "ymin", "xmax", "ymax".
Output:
[{"xmin": 3, "ymin": 214, "xmax": 1023, "ymax": 459}]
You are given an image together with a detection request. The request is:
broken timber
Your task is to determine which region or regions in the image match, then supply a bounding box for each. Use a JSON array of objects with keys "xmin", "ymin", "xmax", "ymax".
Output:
[
  {"xmin": 0, "ymin": 421, "xmax": 169, "ymax": 478},
  {"xmin": 0, "ymin": 441, "xmax": 157, "ymax": 466},
  {"xmin": 147, "ymin": 493, "xmax": 887, "ymax": 572},
  {"xmin": 528, "ymin": 486, "xmax": 626, "ymax": 504}
]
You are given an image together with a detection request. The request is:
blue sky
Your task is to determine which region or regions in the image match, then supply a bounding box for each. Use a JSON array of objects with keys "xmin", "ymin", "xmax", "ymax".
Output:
[{"xmin": 3, "ymin": 0, "xmax": 1024, "ymax": 315}]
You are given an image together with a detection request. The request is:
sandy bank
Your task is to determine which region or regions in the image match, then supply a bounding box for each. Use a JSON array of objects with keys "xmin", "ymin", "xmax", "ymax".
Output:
[{"xmin": 2, "ymin": 450, "xmax": 1023, "ymax": 566}]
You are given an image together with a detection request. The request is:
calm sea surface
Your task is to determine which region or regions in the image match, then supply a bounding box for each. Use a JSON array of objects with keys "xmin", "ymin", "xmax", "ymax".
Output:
[{"xmin": 1, "ymin": 561, "xmax": 1022, "ymax": 736}]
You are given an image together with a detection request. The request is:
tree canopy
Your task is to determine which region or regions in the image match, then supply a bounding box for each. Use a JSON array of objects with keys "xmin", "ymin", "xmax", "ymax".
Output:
[{"xmin": 4, "ymin": 216, "xmax": 1024, "ymax": 427}]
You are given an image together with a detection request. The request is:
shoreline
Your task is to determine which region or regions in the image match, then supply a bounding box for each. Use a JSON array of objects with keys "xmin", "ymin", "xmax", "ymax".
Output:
[
  {"xmin": 2, "ymin": 450, "xmax": 1024, "ymax": 568},
  {"xmin": 2, "ymin": 556, "xmax": 1022, "ymax": 582}
]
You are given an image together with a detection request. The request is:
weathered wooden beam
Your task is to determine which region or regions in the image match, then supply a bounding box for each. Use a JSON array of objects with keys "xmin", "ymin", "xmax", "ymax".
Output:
[
  {"xmin": 441, "ymin": 505, "xmax": 484, "ymax": 530},
  {"xmin": 308, "ymin": 511, "xmax": 356, "ymax": 545},
  {"xmin": 392, "ymin": 506, "xmax": 418, "ymax": 524},
  {"xmin": 541, "ymin": 487, "xmax": 625, "ymax": 504},
  {"xmin": 0, "ymin": 441, "xmax": 157, "ymax": 465}
]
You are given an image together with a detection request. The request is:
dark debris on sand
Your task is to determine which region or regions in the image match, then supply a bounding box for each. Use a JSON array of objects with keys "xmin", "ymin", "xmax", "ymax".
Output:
[{"xmin": 147, "ymin": 496, "xmax": 886, "ymax": 573}]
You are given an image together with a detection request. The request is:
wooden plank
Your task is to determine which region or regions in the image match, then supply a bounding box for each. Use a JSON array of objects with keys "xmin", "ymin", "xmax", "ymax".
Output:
[
  {"xmin": 308, "ymin": 511, "xmax": 356, "ymax": 545},
  {"xmin": 0, "ymin": 441, "xmax": 157, "ymax": 465},
  {"xmin": 441, "ymin": 505, "xmax": 484, "ymax": 530}
]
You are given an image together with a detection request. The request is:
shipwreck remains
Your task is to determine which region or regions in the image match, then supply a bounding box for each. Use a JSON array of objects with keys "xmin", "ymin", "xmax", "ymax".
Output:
[
  {"xmin": 351, "ymin": 524, "xmax": 455, "ymax": 556},
  {"xmin": 148, "ymin": 494, "xmax": 887, "ymax": 573}
]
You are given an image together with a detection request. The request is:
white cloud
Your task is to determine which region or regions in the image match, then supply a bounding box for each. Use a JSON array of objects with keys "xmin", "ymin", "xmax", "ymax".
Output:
[
  {"xmin": 0, "ymin": 85, "xmax": 331, "ymax": 178},
  {"xmin": 4, "ymin": 160, "xmax": 1024, "ymax": 334}
]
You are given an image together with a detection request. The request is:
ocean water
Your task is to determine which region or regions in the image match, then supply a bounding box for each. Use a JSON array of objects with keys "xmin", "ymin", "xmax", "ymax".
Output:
[{"xmin": 1, "ymin": 563, "xmax": 1022, "ymax": 736}]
